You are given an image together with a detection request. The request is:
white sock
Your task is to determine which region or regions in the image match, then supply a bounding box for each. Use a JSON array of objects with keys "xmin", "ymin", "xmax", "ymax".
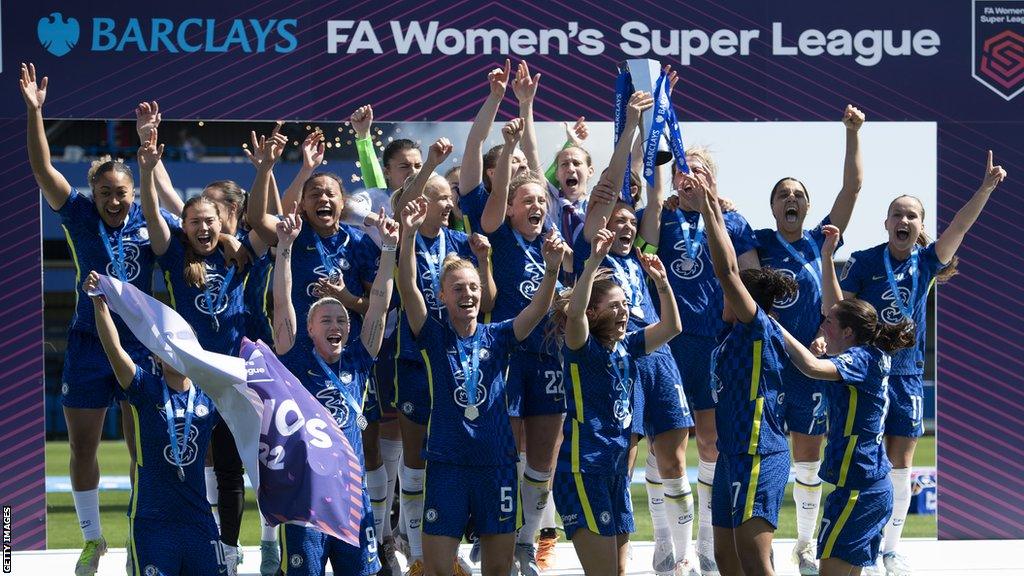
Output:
[
  {"xmin": 540, "ymin": 490, "xmax": 558, "ymax": 530},
  {"xmin": 261, "ymin": 514, "xmax": 278, "ymax": 542},
  {"xmin": 645, "ymin": 453, "xmax": 671, "ymax": 543},
  {"xmin": 696, "ymin": 459, "xmax": 716, "ymax": 558},
  {"xmin": 380, "ymin": 438, "xmax": 402, "ymax": 538},
  {"xmin": 367, "ymin": 465, "xmax": 389, "ymax": 544},
  {"xmin": 72, "ymin": 489, "xmax": 102, "ymax": 541},
  {"xmin": 793, "ymin": 460, "xmax": 823, "ymax": 545},
  {"xmin": 883, "ymin": 467, "xmax": 912, "ymax": 554},
  {"xmin": 400, "ymin": 465, "xmax": 425, "ymax": 560},
  {"xmin": 518, "ymin": 464, "xmax": 552, "ymax": 545},
  {"xmin": 205, "ymin": 466, "xmax": 220, "ymax": 529},
  {"xmin": 663, "ymin": 473, "xmax": 694, "ymax": 563}
]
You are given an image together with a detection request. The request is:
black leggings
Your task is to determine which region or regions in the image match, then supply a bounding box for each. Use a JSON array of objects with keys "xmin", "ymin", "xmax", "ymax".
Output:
[{"xmin": 212, "ymin": 422, "xmax": 245, "ymax": 546}]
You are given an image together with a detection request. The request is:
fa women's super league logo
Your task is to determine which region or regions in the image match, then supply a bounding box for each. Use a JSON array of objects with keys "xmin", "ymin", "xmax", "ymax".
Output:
[{"xmin": 973, "ymin": 1, "xmax": 1024, "ymax": 100}]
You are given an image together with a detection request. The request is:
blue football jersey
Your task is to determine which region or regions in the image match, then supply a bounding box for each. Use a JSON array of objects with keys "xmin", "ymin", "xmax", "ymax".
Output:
[
  {"xmin": 488, "ymin": 222, "xmax": 555, "ymax": 354},
  {"xmin": 755, "ymin": 217, "xmax": 842, "ymax": 345},
  {"xmin": 125, "ymin": 367, "xmax": 219, "ymax": 524},
  {"xmin": 240, "ymin": 232, "xmax": 274, "ymax": 346},
  {"xmin": 839, "ymin": 242, "xmax": 945, "ymax": 375},
  {"xmin": 416, "ymin": 317, "xmax": 518, "ymax": 466},
  {"xmin": 712, "ymin": 308, "xmax": 789, "ymax": 456},
  {"xmin": 282, "ymin": 343, "xmax": 375, "ymax": 467},
  {"xmin": 158, "ymin": 240, "xmax": 246, "ymax": 356},
  {"xmin": 823, "ymin": 345, "xmax": 893, "ymax": 488},
  {"xmin": 559, "ymin": 331, "xmax": 647, "ymax": 476},
  {"xmin": 459, "ymin": 183, "xmax": 489, "ymax": 235},
  {"xmin": 649, "ymin": 208, "xmax": 758, "ymax": 337}
]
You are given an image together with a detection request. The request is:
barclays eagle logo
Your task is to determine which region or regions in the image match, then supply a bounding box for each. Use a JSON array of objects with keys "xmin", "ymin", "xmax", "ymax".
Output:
[{"xmin": 38, "ymin": 13, "xmax": 80, "ymax": 57}]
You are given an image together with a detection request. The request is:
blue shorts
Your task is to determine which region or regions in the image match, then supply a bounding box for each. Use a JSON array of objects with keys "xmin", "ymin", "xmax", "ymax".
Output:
[
  {"xmin": 668, "ymin": 333, "xmax": 718, "ymax": 411},
  {"xmin": 553, "ymin": 470, "xmax": 634, "ymax": 539},
  {"xmin": 372, "ymin": 347, "xmax": 397, "ymax": 422},
  {"xmin": 711, "ymin": 450, "xmax": 789, "ymax": 529},
  {"xmin": 631, "ymin": 374, "xmax": 646, "ymax": 438},
  {"xmin": 506, "ymin": 350, "xmax": 566, "ymax": 418},
  {"xmin": 280, "ymin": 489, "xmax": 380, "ymax": 576},
  {"xmin": 885, "ymin": 374, "xmax": 925, "ymax": 438},
  {"xmin": 818, "ymin": 476, "xmax": 893, "ymax": 567},
  {"xmin": 394, "ymin": 359, "xmax": 431, "ymax": 425},
  {"xmin": 637, "ymin": 349, "xmax": 694, "ymax": 438},
  {"xmin": 62, "ymin": 329, "xmax": 149, "ymax": 409},
  {"xmin": 423, "ymin": 460, "xmax": 519, "ymax": 538},
  {"xmin": 781, "ymin": 364, "xmax": 829, "ymax": 436},
  {"xmin": 128, "ymin": 516, "xmax": 221, "ymax": 576}
]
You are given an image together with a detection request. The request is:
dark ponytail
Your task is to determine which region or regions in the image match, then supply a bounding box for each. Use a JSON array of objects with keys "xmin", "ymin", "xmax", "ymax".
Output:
[
  {"xmin": 740, "ymin": 267, "xmax": 798, "ymax": 314},
  {"xmin": 545, "ymin": 268, "xmax": 623, "ymax": 349},
  {"xmin": 833, "ymin": 298, "xmax": 915, "ymax": 353}
]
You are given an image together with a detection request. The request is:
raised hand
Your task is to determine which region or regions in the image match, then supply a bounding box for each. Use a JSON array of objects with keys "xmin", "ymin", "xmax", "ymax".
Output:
[
  {"xmin": 626, "ymin": 91, "xmax": 654, "ymax": 126},
  {"xmin": 137, "ymin": 129, "xmax": 165, "ymax": 171},
  {"xmin": 512, "ymin": 60, "xmax": 541, "ymax": 104},
  {"xmin": 375, "ymin": 210, "xmax": 400, "ymax": 247},
  {"xmin": 841, "ymin": 104, "xmax": 865, "ymax": 131},
  {"xmin": 246, "ymin": 122, "xmax": 288, "ymax": 170},
  {"xmin": 220, "ymin": 233, "xmax": 251, "ymax": 271},
  {"xmin": 135, "ymin": 101, "xmax": 161, "ymax": 143},
  {"xmin": 637, "ymin": 251, "xmax": 669, "ymax": 285},
  {"xmin": 502, "ymin": 118, "xmax": 525, "ymax": 147},
  {"xmin": 349, "ymin": 104, "xmax": 374, "ymax": 139},
  {"xmin": 427, "ymin": 137, "xmax": 453, "ymax": 167},
  {"xmin": 981, "ymin": 150, "xmax": 1007, "ymax": 193},
  {"xmin": 565, "ymin": 116, "xmax": 589, "ymax": 147},
  {"xmin": 821, "ymin": 224, "xmax": 841, "ymax": 258},
  {"xmin": 692, "ymin": 165, "xmax": 718, "ymax": 202},
  {"xmin": 400, "ymin": 196, "xmax": 428, "ymax": 233},
  {"xmin": 488, "ymin": 59, "xmax": 512, "ymax": 98},
  {"xmin": 314, "ymin": 276, "xmax": 346, "ymax": 299},
  {"xmin": 589, "ymin": 177, "xmax": 618, "ymax": 206},
  {"xmin": 83, "ymin": 270, "xmax": 102, "ymax": 298},
  {"xmin": 276, "ymin": 205, "xmax": 303, "ymax": 247},
  {"xmin": 542, "ymin": 230, "xmax": 567, "ymax": 270},
  {"xmin": 591, "ymin": 224, "xmax": 615, "ymax": 260},
  {"xmin": 469, "ymin": 232, "xmax": 491, "ymax": 261},
  {"xmin": 664, "ymin": 64, "xmax": 679, "ymax": 96},
  {"xmin": 301, "ymin": 130, "xmax": 325, "ymax": 171},
  {"xmin": 19, "ymin": 63, "xmax": 48, "ymax": 110}
]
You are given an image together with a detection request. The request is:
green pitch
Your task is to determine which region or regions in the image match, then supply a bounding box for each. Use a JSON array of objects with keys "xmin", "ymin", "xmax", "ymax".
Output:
[{"xmin": 45, "ymin": 437, "xmax": 936, "ymax": 548}]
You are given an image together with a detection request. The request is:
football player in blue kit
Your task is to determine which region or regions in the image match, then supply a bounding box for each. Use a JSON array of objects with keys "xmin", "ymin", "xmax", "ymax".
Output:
[
  {"xmin": 86, "ymin": 270, "xmax": 224, "ymax": 576},
  {"xmin": 396, "ymin": 190, "xmax": 567, "ymax": 576},
  {"xmin": 777, "ymin": 225, "xmax": 916, "ymax": 576},
  {"xmin": 269, "ymin": 205, "xmax": 398, "ymax": 576},
  {"xmin": 551, "ymin": 224, "xmax": 682, "ymax": 576},
  {"xmin": 696, "ymin": 166, "xmax": 795, "ymax": 576},
  {"xmin": 753, "ymin": 105, "xmax": 865, "ymax": 573},
  {"xmin": 839, "ymin": 152, "xmax": 1007, "ymax": 576},
  {"xmin": 478, "ymin": 119, "xmax": 576, "ymax": 574},
  {"xmin": 389, "ymin": 138, "xmax": 494, "ymax": 574}
]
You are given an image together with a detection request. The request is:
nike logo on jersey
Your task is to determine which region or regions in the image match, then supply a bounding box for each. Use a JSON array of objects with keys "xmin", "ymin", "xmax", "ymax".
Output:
[
  {"xmin": 499, "ymin": 515, "xmax": 512, "ymax": 522},
  {"xmin": 872, "ymin": 274, "xmax": 886, "ymax": 280}
]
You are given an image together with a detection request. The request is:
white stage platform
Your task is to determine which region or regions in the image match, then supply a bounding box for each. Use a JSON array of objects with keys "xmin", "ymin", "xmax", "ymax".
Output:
[{"xmin": 11, "ymin": 538, "xmax": 1024, "ymax": 575}]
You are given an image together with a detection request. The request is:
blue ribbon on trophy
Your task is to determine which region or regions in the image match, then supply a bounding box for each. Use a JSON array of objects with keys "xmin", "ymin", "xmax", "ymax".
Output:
[{"xmin": 614, "ymin": 59, "xmax": 690, "ymax": 206}]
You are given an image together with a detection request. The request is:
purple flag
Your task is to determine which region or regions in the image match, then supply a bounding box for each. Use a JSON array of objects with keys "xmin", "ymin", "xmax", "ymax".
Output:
[{"xmin": 241, "ymin": 339, "xmax": 364, "ymax": 546}]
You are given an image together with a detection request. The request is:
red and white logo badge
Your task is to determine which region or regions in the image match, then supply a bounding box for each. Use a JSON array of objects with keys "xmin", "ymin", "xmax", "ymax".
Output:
[{"xmin": 973, "ymin": 1, "xmax": 1024, "ymax": 100}]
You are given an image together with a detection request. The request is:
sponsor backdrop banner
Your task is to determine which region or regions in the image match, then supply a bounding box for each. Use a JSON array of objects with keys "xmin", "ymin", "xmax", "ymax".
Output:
[{"xmin": 0, "ymin": 0, "xmax": 1021, "ymax": 548}]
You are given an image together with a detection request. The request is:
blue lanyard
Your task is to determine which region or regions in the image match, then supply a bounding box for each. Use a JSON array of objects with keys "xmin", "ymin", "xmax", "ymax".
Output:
[
  {"xmin": 202, "ymin": 265, "xmax": 236, "ymax": 332},
  {"xmin": 313, "ymin": 349, "xmax": 367, "ymax": 430},
  {"xmin": 455, "ymin": 327, "xmax": 483, "ymax": 409},
  {"xmin": 162, "ymin": 383, "xmax": 196, "ymax": 482},
  {"xmin": 314, "ymin": 230, "xmax": 350, "ymax": 279},
  {"xmin": 609, "ymin": 342, "xmax": 632, "ymax": 422},
  {"xmin": 512, "ymin": 229, "xmax": 563, "ymax": 290},
  {"xmin": 775, "ymin": 231, "xmax": 822, "ymax": 297},
  {"xmin": 607, "ymin": 254, "xmax": 642, "ymax": 309},
  {"xmin": 416, "ymin": 231, "xmax": 447, "ymax": 310},
  {"xmin": 675, "ymin": 211, "xmax": 704, "ymax": 259},
  {"xmin": 883, "ymin": 247, "xmax": 919, "ymax": 320},
  {"xmin": 97, "ymin": 219, "xmax": 127, "ymax": 282}
]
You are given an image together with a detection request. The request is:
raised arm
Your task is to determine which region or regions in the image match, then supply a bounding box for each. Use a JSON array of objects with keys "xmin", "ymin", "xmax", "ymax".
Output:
[
  {"xmin": 271, "ymin": 207, "xmax": 302, "ymax": 356},
  {"xmin": 935, "ymin": 151, "xmax": 1007, "ymax": 264},
  {"xmin": 135, "ymin": 101, "xmax": 183, "ymax": 215},
  {"xmin": 697, "ymin": 167, "xmax": 758, "ymax": 323},
  {"xmin": 820, "ymin": 224, "xmax": 843, "ymax": 314},
  {"xmin": 20, "ymin": 63, "xmax": 72, "ymax": 211},
  {"xmin": 138, "ymin": 130, "xmax": 171, "ymax": 256},
  {"xmin": 459, "ymin": 60, "xmax": 510, "ymax": 195},
  {"xmin": 469, "ymin": 233, "xmax": 497, "ymax": 313},
  {"xmin": 828, "ymin": 105, "xmax": 865, "ymax": 232},
  {"xmin": 350, "ymin": 105, "xmax": 387, "ymax": 189},
  {"xmin": 513, "ymin": 231, "xmax": 566, "ymax": 341},
  {"xmin": 480, "ymin": 119, "xmax": 523, "ymax": 234},
  {"xmin": 778, "ymin": 323, "xmax": 841, "ymax": 381},
  {"xmin": 513, "ymin": 61, "xmax": 543, "ymax": 174},
  {"xmin": 281, "ymin": 130, "xmax": 324, "ymax": 214},
  {"xmin": 566, "ymin": 228, "xmax": 613, "ymax": 349},
  {"xmin": 245, "ymin": 126, "xmax": 289, "ymax": 246},
  {"xmin": 397, "ymin": 198, "xmax": 430, "ymax": 337},
  {"xmin": 639, "ymin": 160, "xmax": 664, "ymax": 250},
  {"xmin": 394, "ymin": 138, "xmax": 453, "ymax": 216},
  {"xmin": 638, "ymin": 251, "xmax": 682, "ymax": 352},
  {"xmin": 84, "ymin": 271, "xmax": 136, "ymax": 389},
  {"xmin": 361, "ymin": 216, "xmax": 398, "ymax": 357},
  {"xmin": 583, "ymin": 91, "xmax": 652, "ymax": 242}
]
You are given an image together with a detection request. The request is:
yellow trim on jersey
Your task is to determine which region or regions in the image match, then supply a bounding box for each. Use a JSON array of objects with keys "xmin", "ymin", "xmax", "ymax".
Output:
[
  {"xmin": 572, "ymin": 472, "xmax": 599, "ymax": 533},
  {"xmin": 516, "ymin": 469, "xmax": 524, "ymax": 529},
  {"xmin": 747, "ymin": 397, "xmax": 764, "ymax": 456},
  {"xmin": 129, "ymin": 517, "xmax": 141, "ymax": 575},
  {"xmin": 844, "ymin": 385, "xmax": 858, "ymax": 437},
  {"xmin": 821, "ymin": 490, "xmax": 860, "ymax": 558},
  {"xmin": 571, "ymin": 420, "xmax": 582, "ymax": 473},
  {"xmin": 128, "ymin": 405, "xmax": 143, "ymax": 518},
  {"xmin": 569, "ymin": 363, "xmax": 585, "ymax": 473},
  {"xmin": 62, "ymin": 226, "xmax": 83, "ymax": 310},
  {"xmin": 420, "ymin": 349, "xmax": 435, "ymax": 438},
  {"xmin": 462, "ymin": 214, "xmax": 472, "ymax": 234},
  {"xmin": 748, "ymin": 340, "xmax": 763, "ymax": 401},
  {"xmin": 742, "ymin": 454, "xmax": 762, "ymax": 522},
  {"xmin": 837, "ymin": 434, "xmax": 858, "ymax": 488},
  {"xmin": 163, "ymin": 271, "xmax": 177, "ymax": 309},
  {"xmin": 279, "ymin": 523, "xmax": 289, "ymax": 574}
]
